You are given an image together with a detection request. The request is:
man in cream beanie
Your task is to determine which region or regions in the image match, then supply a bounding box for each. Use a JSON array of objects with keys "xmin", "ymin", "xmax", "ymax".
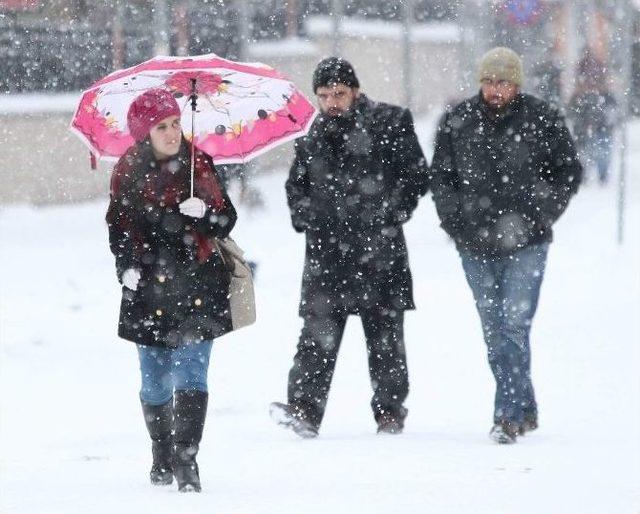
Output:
[
  {"xmin": 430, "ymin": 47, "xmax": 582, "ymax": 444},
  {"xmin": 476, "ymin": 46, "xmax": 524, "ymax": 110},
  {"xmin": 477, "ymin": 46, "xmax": 524, "ymax": 87}
]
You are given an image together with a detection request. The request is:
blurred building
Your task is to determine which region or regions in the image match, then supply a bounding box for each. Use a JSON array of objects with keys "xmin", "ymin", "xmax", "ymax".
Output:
[
  {"xmin": 0, "ymin": 0, "xmax": 637, "ymax": 204},
  {"xmin": 0, "ymin": 0, "xmax": 455, "ymax": 93},
  {"xmin": 457, "ymin": 0, "xmax": 639, "ymax": 112}
]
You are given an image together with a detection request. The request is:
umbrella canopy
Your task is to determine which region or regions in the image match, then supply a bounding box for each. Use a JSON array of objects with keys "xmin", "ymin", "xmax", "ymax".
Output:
[{"xmin": 70, "ymin": 54, "xmax": 317, "ymax": 165}]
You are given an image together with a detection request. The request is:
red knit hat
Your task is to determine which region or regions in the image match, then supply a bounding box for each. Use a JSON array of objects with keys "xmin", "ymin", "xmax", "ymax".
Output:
[{"xmin": 127, "ymin": 89, "xmax": 181, "ymax": 142}]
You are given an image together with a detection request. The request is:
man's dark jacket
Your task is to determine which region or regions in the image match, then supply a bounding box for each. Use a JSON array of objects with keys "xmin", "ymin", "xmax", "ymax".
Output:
[
  {"xmin": 431, "ymin": 92, "xmax": 582, "ymax": 257},
  {"xmin": 286, "ymin": 94, "xmax": 428, "ymax": 317}
]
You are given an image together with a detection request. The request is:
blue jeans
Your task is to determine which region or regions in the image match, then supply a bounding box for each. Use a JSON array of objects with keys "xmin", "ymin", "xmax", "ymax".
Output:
[
  {"xmin": 580, "ymin": 134, "xmax": 613, "ymax": 183},
  {"xmin": 460, "ymin": 243, "xmax": 549, "ymax": 424},
  {"xmin": 137, "ymin": 341, "xmax": 213, "ymax": 405}
]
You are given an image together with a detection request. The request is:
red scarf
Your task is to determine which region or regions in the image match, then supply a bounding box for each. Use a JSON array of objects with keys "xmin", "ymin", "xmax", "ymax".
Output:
[{"xmin": 111, "ymin": 142, "xmax": 226, "ymax": 263}]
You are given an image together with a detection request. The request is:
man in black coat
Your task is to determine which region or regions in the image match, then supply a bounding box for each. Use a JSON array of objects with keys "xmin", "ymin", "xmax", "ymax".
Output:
[
  {"xmin": 430, "ymin": 47, "xmax": 582, "ymax": 444},
  {"xmin": 568, "ymin": 78, "xmax": 618, "ymax": 184},
  {"xmin": 270, "ymin": 57, "xmax": 429, "ymax": 437}
]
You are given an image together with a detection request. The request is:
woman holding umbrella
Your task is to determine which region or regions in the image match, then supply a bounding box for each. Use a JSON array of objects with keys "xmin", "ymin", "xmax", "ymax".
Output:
[{"xmin": 106, "ymin": 88, "xmax": 237, "ymax": 492}]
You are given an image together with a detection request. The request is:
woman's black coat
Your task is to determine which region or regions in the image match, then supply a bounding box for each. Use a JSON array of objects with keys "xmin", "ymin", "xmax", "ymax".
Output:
[{"xmin": 106, "ymin": 141, "xmax": 237, "ymax": 348}]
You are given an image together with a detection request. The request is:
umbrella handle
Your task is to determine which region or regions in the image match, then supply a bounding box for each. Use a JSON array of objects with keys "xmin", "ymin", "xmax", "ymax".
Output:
[
  {"xmin": 190, "ymin": 108, "xmax": 195, "ymax": 198},
  {"xmin": 190, "ymin": 78, "xmax": 197, "ymax": 198}
]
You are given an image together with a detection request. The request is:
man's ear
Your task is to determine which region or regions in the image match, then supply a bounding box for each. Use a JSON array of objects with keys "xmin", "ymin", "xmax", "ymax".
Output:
[{"xmin": 352, "ymin": 88, "xmax": 360, "ymax": 98}]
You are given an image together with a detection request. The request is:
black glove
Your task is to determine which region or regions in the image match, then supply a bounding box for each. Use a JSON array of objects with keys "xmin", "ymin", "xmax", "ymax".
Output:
[
  {"xmin": 454, "ymin": 224, "xmax": 493, "ymax": 255},
  {"xmin": 290, "ymin": 209, "xmax": 311, "ymax": 233},
  {"xmin": 440, "ymin": 214, "xmax": 463, "ymax": 240},
  {"xmin": 292, "ymin": 218, "xmax": 310, "ymax": 233}
]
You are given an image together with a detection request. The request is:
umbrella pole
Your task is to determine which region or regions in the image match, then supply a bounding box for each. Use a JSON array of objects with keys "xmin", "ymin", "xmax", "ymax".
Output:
[{"xmin": 190, "ymin": 78, "xmax": 197, "ymax": 198}]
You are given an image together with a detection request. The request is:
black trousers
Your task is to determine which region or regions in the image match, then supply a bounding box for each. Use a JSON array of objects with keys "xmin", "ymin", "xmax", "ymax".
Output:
[{"xmin": 287, "ymin": 309, "xmax": 409, "ymax": 428}]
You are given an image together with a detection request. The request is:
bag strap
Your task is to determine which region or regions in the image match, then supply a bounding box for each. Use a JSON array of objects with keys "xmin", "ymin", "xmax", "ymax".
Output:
[
  {"xmin": 214, "ymin": 237, "xmax": 246, "ymax": 264},
  {"xmin": 212, "ymin": 237, "xmax": 251, "ymax": 279},
  {"xmin": 212, "ymin": 239, "xmax": 228, "ymax": 267}
]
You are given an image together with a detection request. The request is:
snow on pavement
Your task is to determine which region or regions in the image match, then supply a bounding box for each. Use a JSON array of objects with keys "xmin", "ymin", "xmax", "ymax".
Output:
[{"xmin": 0, "ymin": 122, "xmax": 638, "ymax": 514}]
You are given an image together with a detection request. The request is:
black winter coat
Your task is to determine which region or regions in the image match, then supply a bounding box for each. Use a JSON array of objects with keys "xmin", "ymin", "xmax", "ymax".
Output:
[
  {"xmin": 106, "ymin": 140, "xmax": 237, "ymax": 348},
  {"xmin": 568, "ymin": 90, "xmax": 617, "ymax": 143},
  {"xmin": 431, "ymin": 93, "xmax": 582, "ymax": 257},
  {"xmin": 286, "ymin": 94, "xmax": 429, "ymax": 316}
]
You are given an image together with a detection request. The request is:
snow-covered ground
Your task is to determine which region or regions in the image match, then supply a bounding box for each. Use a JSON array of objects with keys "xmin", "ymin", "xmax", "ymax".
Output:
[{"xmin": 1, "ymin": 120, "xmax": 639, "ymax": 514}]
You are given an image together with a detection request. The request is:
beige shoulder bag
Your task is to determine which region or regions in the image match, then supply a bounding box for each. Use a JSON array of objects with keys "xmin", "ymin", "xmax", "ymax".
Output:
[{"xmin": 213, "ymin": 237, "xmax": 256, "ymax": 331}]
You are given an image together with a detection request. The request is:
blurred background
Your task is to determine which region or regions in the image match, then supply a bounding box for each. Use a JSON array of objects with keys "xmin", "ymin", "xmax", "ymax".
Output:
[{"xmin": 0, "ymin": 0, "xmax": 638, "ymax": 204}]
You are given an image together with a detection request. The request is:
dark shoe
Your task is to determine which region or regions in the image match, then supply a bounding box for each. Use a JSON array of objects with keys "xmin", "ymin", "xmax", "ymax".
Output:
[
  {"xmin": 377, "ymin": 418, "xmax": 403, "ymax": 435},
  {"xmin": 375, "ymin": 407, "xmax": 407, "ymax": 435},
  {"xmin": 489, "ymin": 420, "xmax": 519, "ymax": 444},
  {"xmin": 269, "ymin": 402, "xmax": 319, "ymax": 439},
  {"xmin": 173, "ymin": 390, "xmax": 208, "ymax": 492},
  {"xmin": 518, "ymin": 413, "xmax": 539, "ymax": 435},
  {"xmin": 141, "ymin": 398, "xmax": 174, "ymax": 485}
]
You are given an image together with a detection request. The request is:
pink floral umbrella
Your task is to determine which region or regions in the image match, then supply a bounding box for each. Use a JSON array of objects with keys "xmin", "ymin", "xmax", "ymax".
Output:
[{"xmin": 70, "ymin": 54, "xmax": 317, "ymax": 167}]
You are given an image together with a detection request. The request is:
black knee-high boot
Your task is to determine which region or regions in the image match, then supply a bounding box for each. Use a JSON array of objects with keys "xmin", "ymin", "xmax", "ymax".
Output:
[
  {"xmin": 140, "ymin": 398, "xmax": 174, "ymax": 485},
  {"xmin": 173, "ymin": 390, "xmax": 208, "ymax": 492}
]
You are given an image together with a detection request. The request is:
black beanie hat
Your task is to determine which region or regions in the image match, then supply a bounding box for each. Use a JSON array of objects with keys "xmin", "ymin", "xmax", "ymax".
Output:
[{"xmin": 312, "ymin": 57, "xmax": 360, "ymax": 93}]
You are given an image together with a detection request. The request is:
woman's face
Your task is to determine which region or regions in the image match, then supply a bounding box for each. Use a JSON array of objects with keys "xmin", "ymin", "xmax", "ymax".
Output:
[{"xmin": 149, "ymin": 115, "xmax": 182, "ymax": 159}]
